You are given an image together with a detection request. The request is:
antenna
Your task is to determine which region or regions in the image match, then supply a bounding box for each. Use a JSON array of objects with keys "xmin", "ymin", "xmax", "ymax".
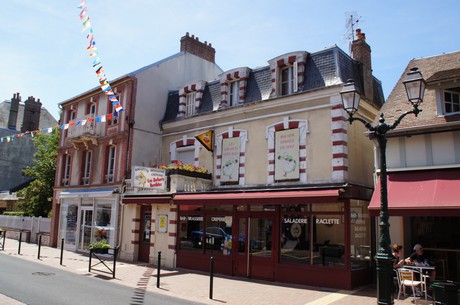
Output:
[{"xmin": 343, "ymin": 12, "xmax": 363, "ymax": 53}]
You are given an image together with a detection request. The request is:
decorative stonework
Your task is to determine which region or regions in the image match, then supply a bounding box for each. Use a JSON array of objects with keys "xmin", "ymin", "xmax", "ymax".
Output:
[
  {"xmin": 330, "ymin": 95, "xmax": 348, "ymax": 181},
  {"xmin": 169, "ymin": 136, "xmax": 201, "ymax": 166},
  {"xmin": 268, "ymin": 51, "xmax": 308, "ymax": 98}
]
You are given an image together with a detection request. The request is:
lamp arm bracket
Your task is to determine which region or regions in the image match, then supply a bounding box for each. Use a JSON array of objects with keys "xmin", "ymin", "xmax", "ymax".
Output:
[
  {"xmin": 347, "ymin": 116, "xmax": 375, "ymax": 132},
  {"xmin": 388, "ymin": 107, "xmax": 422, "ymax": 131}
]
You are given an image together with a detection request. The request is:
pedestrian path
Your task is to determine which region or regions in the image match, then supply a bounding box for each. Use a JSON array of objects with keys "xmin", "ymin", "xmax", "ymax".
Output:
[{"xmin": 0, "ymin": 238, "xmax": 431, "ymax": 305}]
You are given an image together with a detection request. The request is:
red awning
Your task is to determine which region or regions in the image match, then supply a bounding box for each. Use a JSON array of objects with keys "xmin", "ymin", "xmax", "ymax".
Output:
[
  {"xmin": 122, "ymin": 196, "xmax": 172, "ymax": 205},
  {"xmin": 173, "ymin": 189, "xmax": 339, "ymax": 205},
  {"xmin": 369, "ymin": 169, "xmax": 460, "ymax": 216}
]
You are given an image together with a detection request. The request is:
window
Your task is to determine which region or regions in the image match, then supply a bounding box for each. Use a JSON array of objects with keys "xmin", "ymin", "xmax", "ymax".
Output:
[
  {"xmin": 90, "ymin": 103, "xmax": 96, "ymax": 115},
  {"xmin": 81, "ymin": 151, "xmax": 92, "ymax": 185},
  {"xmin": 105, "ymin": 146, "xmax": 116, "ymax": 183},
  {"xmin": 176, "ymin": 145, "xmax": 195, "ymax": 165},
  {"xmin": 185, "ymin": 92, "xmax": 196, "ymax": 116},
  {"xmin": 280, "ymin": 64, "xmax": 297, "ymax": 96},
  {"xmin": 444, "ymin": 87, "xmax": 460, "ymax": 114},
  {"xmin": 229, "ymin": 81, "xmax": 240, "ymax": 106},
  {"xmin": 107, "ymin": 95, "xmax": 119, "ymax": 125},
  {"xmin": 62, "ymin": 154, "xmax": 71, "ymax": 186}
]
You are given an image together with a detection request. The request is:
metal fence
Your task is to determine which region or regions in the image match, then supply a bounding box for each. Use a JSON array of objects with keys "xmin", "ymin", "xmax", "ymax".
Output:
[{"xmin": 0, "ymin": 215, "xmax": 51, "ymax": 243}]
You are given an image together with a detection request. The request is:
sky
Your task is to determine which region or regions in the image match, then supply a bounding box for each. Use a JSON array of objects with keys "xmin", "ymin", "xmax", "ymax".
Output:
[{"xmin": 1, "ymin": 0, "xmax": 460, "ymax": 121}]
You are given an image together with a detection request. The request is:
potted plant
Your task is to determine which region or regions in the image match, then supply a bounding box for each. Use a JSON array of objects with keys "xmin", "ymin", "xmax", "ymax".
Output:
[{"xmin": 88, "ymin": 239, "xmax": 110, "ymax": 254}]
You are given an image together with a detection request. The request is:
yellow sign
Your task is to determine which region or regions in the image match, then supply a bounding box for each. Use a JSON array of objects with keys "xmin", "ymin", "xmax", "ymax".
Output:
[
  {"xmin": 195, "ymin": 130, "xmax": 213, "ymax": 152},
  {"xmin": 158, "ymin": 214, "xmax": 168, "ymax": 233}
]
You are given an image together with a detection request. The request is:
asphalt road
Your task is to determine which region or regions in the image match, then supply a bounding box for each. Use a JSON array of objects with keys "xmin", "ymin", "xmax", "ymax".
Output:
[{"xmin": 0, "ymin": 254, "xmax": 202, "ymax": 305}]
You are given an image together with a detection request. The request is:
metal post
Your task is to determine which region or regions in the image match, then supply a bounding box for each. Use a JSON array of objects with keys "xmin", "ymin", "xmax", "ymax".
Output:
[
  {"xmin": 157, "ymin": 251, "xmax": 161, "ymax": 288},
  {"xmin": 60, "ymin": 238, "xmax": 64, "ymax": 265},
  {"xmin": 37, "ymin": 235, "xmax": 42, "ymax": 259},
  {"xmin": 89, "ymin": 249, "xmax": 92, "ymax": 273},
  {"xmin": 18, "ymin": 232, "xmax": 22, "ymax": 254},
  {"xmin": 112, "ymin": 248, "xmax": 117, "ymax": 279},
  {"xmin": 209, "ymin": 257, "xmax": 214, "ymax": 300}
]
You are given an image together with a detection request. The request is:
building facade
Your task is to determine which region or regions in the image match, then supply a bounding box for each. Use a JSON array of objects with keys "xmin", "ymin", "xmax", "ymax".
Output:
[
  {"xmin": 51, "ymin": 33, "xmax": 223, "ymax": 253},
  {"xmin": 122, "ymin": 30, "xmax": 385, "ymax": 289},
  {"xmin": 369, "ymin": 50, "xmax": 460, "ymax": 281}
]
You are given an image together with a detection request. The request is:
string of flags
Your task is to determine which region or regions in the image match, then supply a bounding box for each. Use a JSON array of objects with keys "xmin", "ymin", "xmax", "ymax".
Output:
[{"xmin": 0, "ymin": 0, "xmax": 125, "ymax": 144}]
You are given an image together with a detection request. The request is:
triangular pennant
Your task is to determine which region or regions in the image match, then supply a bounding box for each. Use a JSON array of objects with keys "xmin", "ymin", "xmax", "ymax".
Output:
[{"xmin": 195, "ymin": 130, "xmax": 214, "ymax": 152}]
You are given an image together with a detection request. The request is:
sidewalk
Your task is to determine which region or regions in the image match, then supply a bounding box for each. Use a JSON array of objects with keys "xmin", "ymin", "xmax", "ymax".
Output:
[{"xmin": 0, "ymin": 238, "xmax": 432, "ymax": 305}]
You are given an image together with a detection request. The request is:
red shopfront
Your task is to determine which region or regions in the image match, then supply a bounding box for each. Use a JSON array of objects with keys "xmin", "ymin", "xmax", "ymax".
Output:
[{"xmin": 173, "ymin": 189, "xmax": 373, "ymax": 290}]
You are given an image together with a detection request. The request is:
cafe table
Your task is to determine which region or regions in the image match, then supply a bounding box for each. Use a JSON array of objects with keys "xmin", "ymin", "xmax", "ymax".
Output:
[{"xmin": 403, "ymin": 264, "xmax": 436, "ymax": 300}]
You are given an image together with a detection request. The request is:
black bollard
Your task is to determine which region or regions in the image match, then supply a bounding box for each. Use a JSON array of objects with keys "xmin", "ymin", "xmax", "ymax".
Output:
[
  {"xmin": 157, "ymin": 251, "xmax": 161, "ymax": 288},
  {"xmin": 18, "ymin": 232, "xmax": 22, "ymax": 255},
  {"xmin": 37, "ymin": 235, "xmax": 42, "ymax": 259},
  {"xmin": 112, "ymin": 248, "xmax": 117, "ymax": 279},
  {"xmin": 60, "ymin": 238, "xmax": 64, "ymax": 265},
  {"xmin": 209, "ymin": 256, "xmax": 214, "ymax": 300}
]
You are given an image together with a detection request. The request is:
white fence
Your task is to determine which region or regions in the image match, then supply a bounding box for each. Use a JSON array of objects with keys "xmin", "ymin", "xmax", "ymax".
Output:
[{"xmin": 0, "ymin": 215, "xmax": 51, "ymax": 243}]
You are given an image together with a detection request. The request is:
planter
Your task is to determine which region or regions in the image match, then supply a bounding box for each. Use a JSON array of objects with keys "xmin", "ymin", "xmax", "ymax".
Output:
[
  {"xmin": 167, "ymin": 169, "xmax": 212, "ymax": 180},
  {"xmin": 91, "ymin": 248, "xmax": 109, "ymax": 254}
]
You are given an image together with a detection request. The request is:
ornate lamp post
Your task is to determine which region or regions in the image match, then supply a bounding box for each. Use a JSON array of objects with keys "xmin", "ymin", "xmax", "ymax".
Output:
[{"xmin": 340, "ymin": 67, "xmax": 426, "ymax": 305}]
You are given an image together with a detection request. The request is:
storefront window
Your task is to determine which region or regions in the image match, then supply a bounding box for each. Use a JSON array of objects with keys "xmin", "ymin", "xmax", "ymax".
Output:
[
  {"xmin": 179, "ymin": 214, "xmax": 203, "ymax": 251},
  {"xmin": 94, "ymin": 200, "xmax": 115, "ymax": 247},
  {"xmin": 350, "ymin": 200, "xmax": 371, "ymax": 270},
  {"xmin": 60, "ymin": 203, "xmax": 78, "ymax": 249},
  {"xmin": 280, "ymin": 215, "xmax": 310, "ymax": 264},
  {"xmin": 204, "ymin": 215, "xmax": 233, "ymax": 255},
  {"xmin": 312, "ymin": 213, "xmax": 345, "ymax": 267}
]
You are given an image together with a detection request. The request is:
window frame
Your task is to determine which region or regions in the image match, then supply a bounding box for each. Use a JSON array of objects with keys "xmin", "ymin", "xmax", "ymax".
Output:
[
  {"xmin": 106, "ymin": 146, "xmax": 116, "ymax": 183},
  {"xmin": 81, "ymin": 150, "xmax": 92, "ymax": 185},
  {"xmin": 280, "ymin": 63, "xmax": 298, "ymax": 96},
  {"xmin": 229, "ymin": 80, "xmax": 240, "ymax": 106},
  {"xmin": 185, "ymin": 92, "xmax": 196, "ymax": 116},
  {"xmin": 443, "ymin": 88, "xmax": 460, "ymax": 114},
  {"xmin": 62, "ymin": 154, "xmax": 71, "ymax": 186}
]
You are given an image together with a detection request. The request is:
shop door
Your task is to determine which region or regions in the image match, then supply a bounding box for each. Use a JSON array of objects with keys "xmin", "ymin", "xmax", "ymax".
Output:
[
  {"xmin": 236, "ymin": 214, "xmax": 276, "ymax": 280},
  {"xmin": 138, "ymin": 206, "xmax": 152, "ymax": 262},
  {"xmin": 79, "ymin": 207, "xmax": 93, "ymax": 251}
]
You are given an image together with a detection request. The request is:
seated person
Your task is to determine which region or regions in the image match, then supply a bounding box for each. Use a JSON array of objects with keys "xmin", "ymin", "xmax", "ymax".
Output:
[
  {"xmin": 392, "ymin": 243, "xmax": 405, "ymax": 269},
  {"xmin": 406, "ymin": 243, "xmax": 436, "ymax": 281}
]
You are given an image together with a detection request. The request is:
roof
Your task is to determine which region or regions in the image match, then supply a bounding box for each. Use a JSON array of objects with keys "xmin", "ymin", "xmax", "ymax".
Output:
[
  {"xmin": 0, "ymin": 101, "xmax": 58, "ymax": 131},
  {"xmin": 162, "ymin": 46, "xmax": 385, "ymax": 122},
  {"xmin": 376, "ymin": 50, "xmax": 460, "ymax": 131}
]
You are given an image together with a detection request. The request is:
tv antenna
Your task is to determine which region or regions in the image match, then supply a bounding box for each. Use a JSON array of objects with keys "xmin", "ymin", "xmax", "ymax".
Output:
[{"xmin": 343, "ymin": 12, "xmax": 363, "ymax": 46}]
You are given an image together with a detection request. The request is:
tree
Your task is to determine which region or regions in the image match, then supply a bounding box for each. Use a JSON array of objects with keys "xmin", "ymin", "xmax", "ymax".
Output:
[{"xmin": 18, "ymin": 129, "xmax": 59, "ymax": 217}]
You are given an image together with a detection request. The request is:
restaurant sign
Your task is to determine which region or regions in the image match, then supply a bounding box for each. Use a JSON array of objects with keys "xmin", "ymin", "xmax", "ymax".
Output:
[
  {"xmin": 132, "ymin": 166, "xmax": 166, "ymax": 190},
  {"xmin": 275, "ymin": 128, "xmax": 300, "ymax": 181}
]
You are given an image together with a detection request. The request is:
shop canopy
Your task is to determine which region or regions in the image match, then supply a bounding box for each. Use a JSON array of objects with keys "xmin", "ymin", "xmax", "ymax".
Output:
[
  {"xmin": 122, "ymin": 195, "xmax": 172, "ymax": 205},
  {"xmin": 59, "ymin": 187, "xmax": 116, "ymax": 199},
  {"xmin": 369, "ymin": 169, "xmax": 460, "ymax": 216},
  {"xmin": 173, "ymin": 189, "xmax": 339, "ymax": 205}
]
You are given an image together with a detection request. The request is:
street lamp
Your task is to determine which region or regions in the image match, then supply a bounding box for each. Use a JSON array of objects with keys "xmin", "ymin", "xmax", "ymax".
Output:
[{"xmin": 340, "ymin": 67, "xmax": 426, "ymax": 305}]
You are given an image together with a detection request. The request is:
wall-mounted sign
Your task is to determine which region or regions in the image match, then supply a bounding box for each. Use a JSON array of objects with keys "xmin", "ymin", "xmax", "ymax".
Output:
[
  {"xmin": 221, "ymin": 137, "xmax": 240, "ymax": 182},
  {"xmin": 275, "ymin": 128, "xmax": 300, "ymax": 181},
  {"xmin": 132, "ymin": 166, "xmax": 166, "ymax": 189},
  {"xmin": 157, "ymin": 214, "xmax": 168, "ymax": 233}
]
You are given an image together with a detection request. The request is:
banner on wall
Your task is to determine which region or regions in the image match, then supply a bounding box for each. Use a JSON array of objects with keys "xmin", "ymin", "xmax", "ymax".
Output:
[
  {"xmin": 275, "ymin": 128, "xmax": 300, "ymax": 181},
  {"xmin": 132, "ymin": 166, "xmax": 166, "ymax": 190},
  {"xmin": 221, "ymin": 137, "xmax": 240, "ymax": 183}
]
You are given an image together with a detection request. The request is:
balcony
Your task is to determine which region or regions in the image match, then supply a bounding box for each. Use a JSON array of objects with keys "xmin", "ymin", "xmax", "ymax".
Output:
[{"xmin": 66, "ymin": 114, "xmax": 101, "ymax": 145}]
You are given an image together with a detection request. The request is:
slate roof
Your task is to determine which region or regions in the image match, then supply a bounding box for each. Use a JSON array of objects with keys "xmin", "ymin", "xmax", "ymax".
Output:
[
  {"xmin": 162, "ymin": 46, "xmax": 385, "ymax": 122},
  {"xmin": 376, "ymin": 50, "xmax": 460, "ymax": 131},
  {"xmin": 0, "ymin": 101, "xmax": 58, "ymax": 131}
]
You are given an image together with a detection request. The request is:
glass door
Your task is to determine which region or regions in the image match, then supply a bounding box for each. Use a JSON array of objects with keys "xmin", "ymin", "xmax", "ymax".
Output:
[
  {"xmin": 237, "ymin": 214, "xmax": 275, "ymax": 280},
  {"xmin": 79, "ymin": 207, "xmax": 93, "ymax": 251}
]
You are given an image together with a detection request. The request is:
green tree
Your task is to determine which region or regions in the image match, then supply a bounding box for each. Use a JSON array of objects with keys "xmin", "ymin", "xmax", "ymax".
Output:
[{"xmin": 18, "ymin": 129, "xmax": 59, "ymax": 217}]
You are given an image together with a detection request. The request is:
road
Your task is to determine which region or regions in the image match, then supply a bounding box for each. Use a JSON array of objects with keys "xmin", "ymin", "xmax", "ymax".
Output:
[{"xmin": 0, "ymin": 254, "xmax": 202, "ymax": 305}]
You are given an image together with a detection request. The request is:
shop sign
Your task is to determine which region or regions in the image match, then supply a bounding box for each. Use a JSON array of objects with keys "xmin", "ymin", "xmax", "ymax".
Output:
[
  {"xmin": 221, "ymin": 137, "xmax": 240, "ymax": 182},
  {"xmin": 275, "ymin": 128, "xmax": 300, "ymax": 181},
  {"xmin": 180, "ymin": 216, "xmax": 203, "ymax": 221},
  {"xmin": 283, "ymin": 217, "xmax": 308, "ymax": 224},
  {"xmin": 316, "ymin": 218, "xmax": 340, "ymax": 225},
  {"xmin": 132, "ymin": 166, "xmax": 166, "ymax": 189}
]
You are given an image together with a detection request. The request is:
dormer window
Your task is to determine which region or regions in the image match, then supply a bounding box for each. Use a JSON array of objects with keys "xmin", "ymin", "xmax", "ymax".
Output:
[
  {"xmin": 218, "ymin": 67, "xmax": 250, "ymax": 109},
  {"xmin": 443, "ymin": 87, "xmax": 460, "ymax": 114},
  {"xmin": 177, "ymin": 81, "xmax": 206, "ymax": 117},
  {"xmin": 268, "ymin": 51, "xmax": 307, "ymax": 98}
]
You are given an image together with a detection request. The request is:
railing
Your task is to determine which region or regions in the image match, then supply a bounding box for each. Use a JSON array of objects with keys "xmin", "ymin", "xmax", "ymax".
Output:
[
  {"xmin": 0, "ymin": 215, "xmax": 51, "ymax": 243},
  {"xmin": 67, "ymin": 114, "xmax": 97, "ymax": 139}
]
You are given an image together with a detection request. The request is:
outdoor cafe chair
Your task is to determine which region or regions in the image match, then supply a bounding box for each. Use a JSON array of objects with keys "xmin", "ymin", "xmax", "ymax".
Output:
[{"xmin": 397, "ymin": 268, "xmax": 423, "ymax": 302}]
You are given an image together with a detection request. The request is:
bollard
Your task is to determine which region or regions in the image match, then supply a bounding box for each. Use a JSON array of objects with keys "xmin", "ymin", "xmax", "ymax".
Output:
[
  {"xmin": 60, "ymin": 238, "xmax": 64, "ymax": 265},
  {"xmin": 112, "ymin": 248, "xmax": 117, "ymax": 279},
  {"xmin": 18, "ymin": 232, "xmax": 22, "ymax": 255},
  {"xmin": 157, "ymin": 251, "xmax": 161, "ymax": 288},
  {"xmin": 209, "ymin": 256, "xmax": 214, "ymax": 300},
  {"xmin": 37, "ymin": 235, "xmax": 42, "ymax": 259}
]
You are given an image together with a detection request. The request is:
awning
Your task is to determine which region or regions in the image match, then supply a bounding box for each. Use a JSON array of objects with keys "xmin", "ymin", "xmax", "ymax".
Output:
[
  {"xmin": 122, "ymin": 196, "xmax": 172, "ymax": 205},
  {"xmin": 173, "ymin": 189, "xmax": 339, "ymax": 205},
  {"xmin": 369, "ymin": 169, "xmax": 460, "ymax": 216},
  {"xmin": 59, "ymin": 187, "xmax": 116, "ymax": 199}
]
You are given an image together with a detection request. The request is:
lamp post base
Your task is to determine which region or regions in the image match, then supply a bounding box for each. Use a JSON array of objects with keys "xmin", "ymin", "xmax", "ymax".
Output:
[{"xmin": 375, "ymin": 253, "xmax": 395, "ymax": 305}]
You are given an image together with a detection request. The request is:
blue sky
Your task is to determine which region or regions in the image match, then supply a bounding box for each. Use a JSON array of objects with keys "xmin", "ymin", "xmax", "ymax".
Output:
[{"xmin": 1, "ymin": 0, "xmax": 460, "ymax": 120}]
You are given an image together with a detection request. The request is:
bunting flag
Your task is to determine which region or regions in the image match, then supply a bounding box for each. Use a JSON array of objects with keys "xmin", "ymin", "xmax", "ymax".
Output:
[
  {"xmin": 78, "ymin": 0, "xmax": 124, "ymax": 113},
  {"xmin": 195, "ymin": 130, "xmax": 214, "ymax": 152}
]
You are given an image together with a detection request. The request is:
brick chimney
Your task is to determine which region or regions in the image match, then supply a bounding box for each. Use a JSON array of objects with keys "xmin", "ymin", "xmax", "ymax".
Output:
[
  {"xmin": 180, "ymin": 32, "xmax": 216, "ymax": 63},
  {"xmin": 351, "ymin": 29, "xmax": 373, "ymax": 102},
  {"xmin": 7, "ymin": 92, "xmax": 21, "ymax": 130},
  {"xmin": 21, "ymin": 96, "xmax": 42, "ymax": 132}
]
